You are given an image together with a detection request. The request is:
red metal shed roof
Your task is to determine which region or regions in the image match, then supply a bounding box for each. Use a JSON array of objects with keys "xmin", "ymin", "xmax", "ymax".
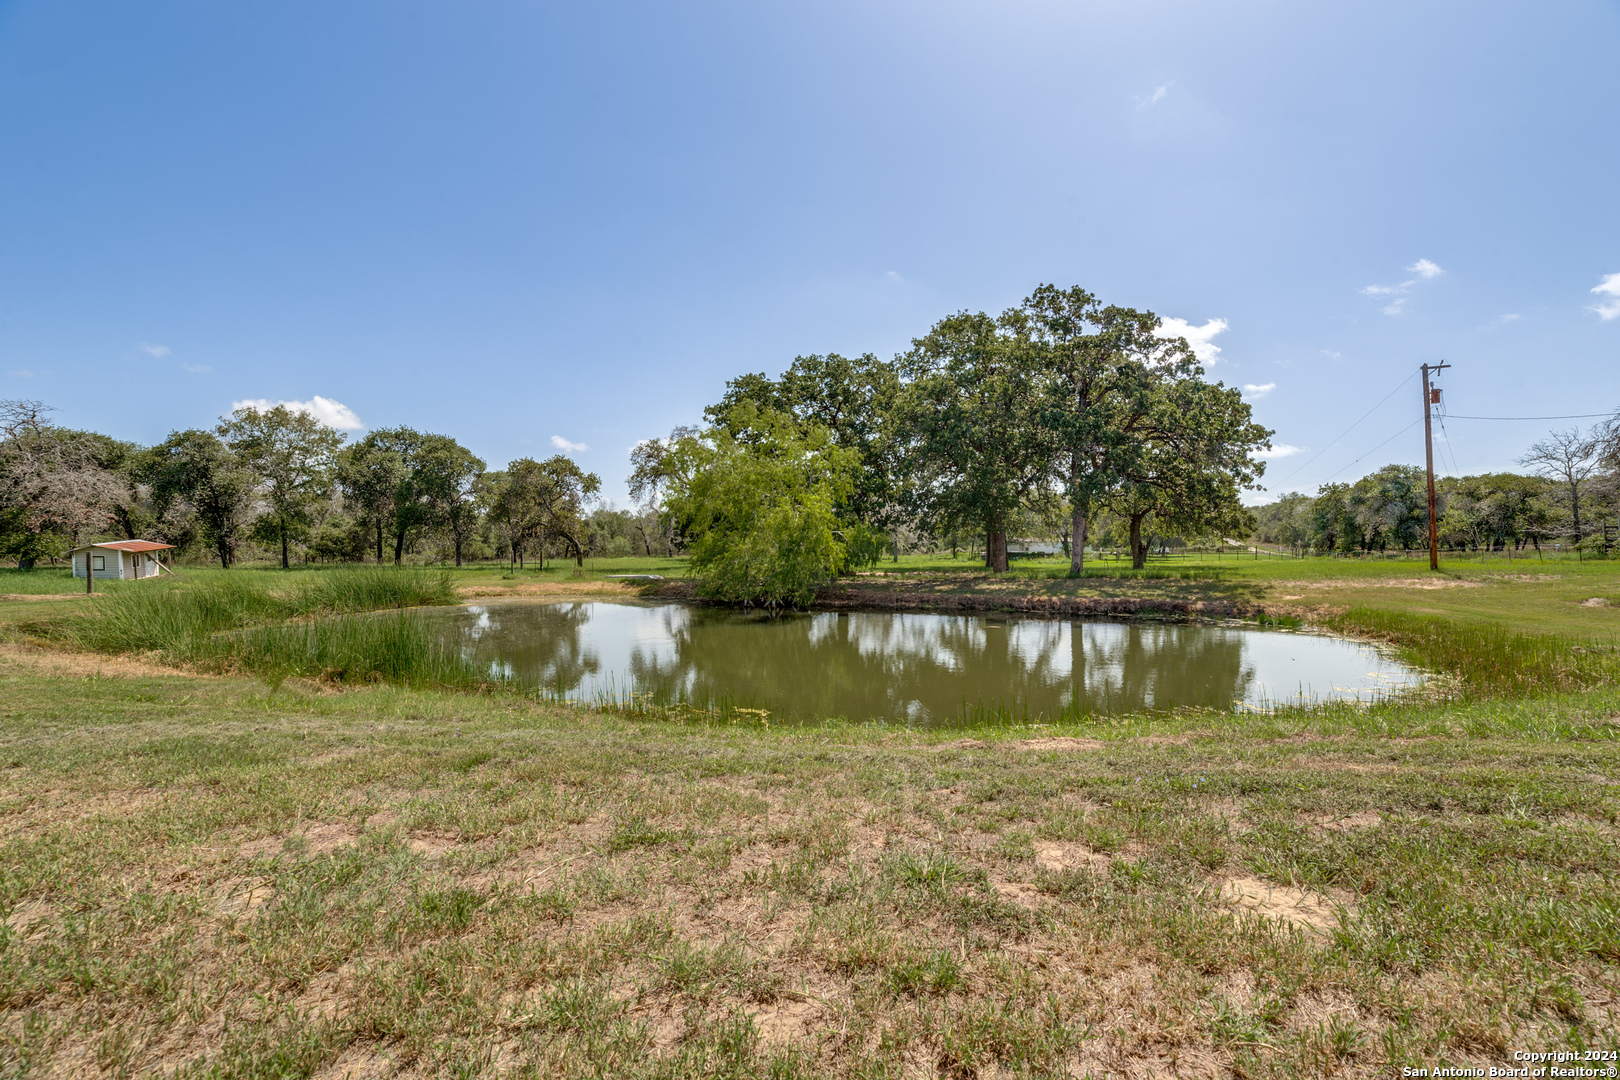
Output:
[{"xmin": 71, "ymin": 540, "xmax": 176, "ymax": 553}]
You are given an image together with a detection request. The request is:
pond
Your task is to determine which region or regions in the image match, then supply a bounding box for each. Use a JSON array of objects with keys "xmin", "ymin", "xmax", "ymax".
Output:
[{"xmin": 425, "ymin": 601, "xmax": 1424, "ymax": 724}]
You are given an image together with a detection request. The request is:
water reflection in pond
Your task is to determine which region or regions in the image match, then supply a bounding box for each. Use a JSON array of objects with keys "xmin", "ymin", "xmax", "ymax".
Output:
[{"xmin": 427, "ymin": 601, "xmax": 1422, "ymax": 723}]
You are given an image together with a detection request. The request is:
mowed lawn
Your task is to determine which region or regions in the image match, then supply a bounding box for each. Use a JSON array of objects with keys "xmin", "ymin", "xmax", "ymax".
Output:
[{"xmin": 1, "ymin": 558, "xmax": 1618, "ymax": 1078}]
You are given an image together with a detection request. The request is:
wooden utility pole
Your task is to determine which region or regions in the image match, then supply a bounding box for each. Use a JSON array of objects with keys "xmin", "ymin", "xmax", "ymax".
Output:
[{"xmin": 1421, "ymin": 362, "xmax": 1450, "ymax": 571}]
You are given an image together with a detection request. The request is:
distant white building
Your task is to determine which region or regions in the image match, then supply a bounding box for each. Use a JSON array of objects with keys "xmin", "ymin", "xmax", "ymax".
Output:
[{"xmin": 70, "ymin": 540, "xmax": 175, "ymax": 581}]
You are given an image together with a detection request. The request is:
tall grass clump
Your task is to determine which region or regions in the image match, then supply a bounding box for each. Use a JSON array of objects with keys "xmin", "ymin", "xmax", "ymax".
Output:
[
  {"xmin": 68, "ymin": 574, "xmax": 287, "ymax": 654},
  {"xmin": 66, "ymin": 566, "xmax": 460, "ymax": 671},
  {"xmin": 221, "ymin": 611, "xmax": 489, "ymax": 689},
  {"xmin": 1326, "ymin": 607, "xmax": 1620, "ymax": 698}
]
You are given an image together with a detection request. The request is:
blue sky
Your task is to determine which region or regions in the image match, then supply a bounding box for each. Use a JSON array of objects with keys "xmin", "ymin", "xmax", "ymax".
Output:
[{"xmin": 1, "ymin": 0, "xmax": 1616, "ymax": 504}]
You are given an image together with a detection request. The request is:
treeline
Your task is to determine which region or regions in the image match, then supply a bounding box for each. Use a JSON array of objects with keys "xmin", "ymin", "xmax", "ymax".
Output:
[
  {"xmin": 0, "ymin": 398, "xmax": 656, "ymax": 570},
  {"xmin": 632, "ymin": 284, "xmax": 1272, "ymax": 603},
  {"xmin": 1253, "ymin": 423, "xmax": 1620, "ymax": 555}
]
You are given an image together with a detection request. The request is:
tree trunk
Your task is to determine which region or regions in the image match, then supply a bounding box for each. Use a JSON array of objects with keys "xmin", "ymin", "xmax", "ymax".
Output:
[
  {"xmin": 281, "ymin": 517, "xmax": 290, "ymax": 569},
  {"xmin": 1571, "ymin": 481, "xmax": 1582, "ymax": 542},
  {"xmin": 454, "ymin": 532, "xmax": 463, "ymax": 567},
  {"xmin": 375, "ymin": 521, "xmax": 383, "ymax": 563},
  {"xmin": 394, "ymin": 529, "xmax": 405, "ymax": 565},
  {"xmin": 892, "ymin": 529, "xmax": 900, "ymax": 563},
  {"xmin": 18, "ymin": 556, "xmax": 35, "ymax": 571},
  {"xmin": 986, "ymin": 527, "xmax": 1009, "ymax": 573},
  {"xmin": 1068, "ymin": 451, "xmax": 1087, "ymax": 575},
  {"xmin": 1069, "ymin": 502, "xmax": 1088, "ymax": 576},
  {"xmin": 1130, "ymin": 512, "xmax": 1149, "ymax": 569}
]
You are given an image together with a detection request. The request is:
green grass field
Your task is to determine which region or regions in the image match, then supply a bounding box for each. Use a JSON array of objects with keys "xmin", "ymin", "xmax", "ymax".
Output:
[{"xmin": 1, "ymin": 557, "xmax": 1618, "ymax": 1077}]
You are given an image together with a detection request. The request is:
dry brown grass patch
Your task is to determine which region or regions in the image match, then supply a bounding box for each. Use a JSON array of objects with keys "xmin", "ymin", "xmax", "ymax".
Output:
[
  {"xmin": 455, "ymin": 581, "xmax": 640, "ymax": 599},
  {"xmin": 0, "ymin": 641, "xmax": 203, "ymax": 679}
]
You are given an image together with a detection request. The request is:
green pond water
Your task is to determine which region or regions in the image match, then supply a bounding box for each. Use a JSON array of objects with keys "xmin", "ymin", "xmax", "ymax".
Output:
[{"xmin": 424, "ymin": 600, "xmax": 1424, "ymax": 724}]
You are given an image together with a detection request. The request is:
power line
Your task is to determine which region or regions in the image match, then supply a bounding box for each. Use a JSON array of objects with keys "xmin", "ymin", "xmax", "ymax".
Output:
[
  {"xmin": 1443, "ymin": 412, "xmax": 1611, "ymax": 421},
  {"xmin": 1269, "ymin": 370, "xmax": 1419, "ymax": 488},
  {"xmin": 1315, "ymin": 417, "xmax": 1425, "ymax": 485},
  {"xmin": 1436, "ymin": 413, "xmax": 1462, "ymax": 477}
]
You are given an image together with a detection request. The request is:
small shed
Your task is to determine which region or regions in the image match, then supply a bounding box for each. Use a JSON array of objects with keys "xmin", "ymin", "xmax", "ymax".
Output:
[{"xmin": 70, "ymin": 541, "xmax": 176, "ymax": 581}]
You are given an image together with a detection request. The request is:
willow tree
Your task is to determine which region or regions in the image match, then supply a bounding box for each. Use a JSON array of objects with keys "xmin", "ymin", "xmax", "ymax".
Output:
[
  {"xmin": 663, "ymin": 405, "xmax": 860, "ymax": 606},
  {"xmin": 706, "ymin": 353, "xmax": 902, "ymax": 553},
  {"xmin": 896, "ymin": 311, "xmax": 1053, "ymax": 572}
]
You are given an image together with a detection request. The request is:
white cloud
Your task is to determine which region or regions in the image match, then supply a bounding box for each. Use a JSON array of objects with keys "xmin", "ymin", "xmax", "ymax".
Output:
[
  {"xmin": 8, "ymin": 369, "xmax": 35, "ymax": 378},
  {"xmin": 550, "ymin": 435, "xmax": 588, "ymax": 453},
  {"xmin": 1156, "ymin": 316, "xmax": 1227, "ymax": 364},
  {"xmin": 139, "ymin": 342, "xmax": 170, "ymax": 358},
  {"xmin": 1242, "ymin": 382, "xmax": 1275, "ymax": 399},
  {"xmin": 1255, "ymin": 444, "xmax": 1303, "ymax": 460},
  {"xmin": 1320, "ymin": 349, "xmax": 1343, "ymax": 360},
  {"xmin": 182, "ymin": 363, "xmax": 212, "ymax": 374},
  {"xmin": 1591, "ymin": 273, "xmax": 1620, "ymax": 321},
  {"xmin": 1138, "ymin": 82, "xmax": 1173, "ymax": 108},
  {"xmin": 1362, "ymin": 259, "xmax": 1442, "ymax": 314},
  {"xmin": 230, "ymin": 395, "xmax": 364, "ymax": 430}
]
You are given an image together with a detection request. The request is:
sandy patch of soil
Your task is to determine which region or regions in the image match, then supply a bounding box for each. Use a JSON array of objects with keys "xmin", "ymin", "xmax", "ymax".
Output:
[
  {"xmin": 990, "ymin": 878, "xmax": 1044, "ymax": 907},
  {"xmin": 933, "ymin": 738, "xmax": 989, "ymax": 751},
  {"xmin": 752, "ymin": 997, "xmax": 827, "ymax": 1044},
  {"xmin": 1219, "ymin": 875, "xmax": 1350, "ymax": 933},
  {"xmin": 364, "ymin": 809, "xmax": 400, "ymax": 829},
  {"xmin": 214, "ymin": 877, "xmax": 275, "ymax": 917},
  {"xmin": 0, "ymin": 593, "xmax": 87, "ymax": 602},
  {"xmin": 1310, "ymin": 810, "xmax": 1382, "ymax": 834},
  {"xmin": 312, "ymin": 1044, "xmax": 399, "ymax": 1080},
  {"xmin": 1580, "ymin": 597, "xmax": 1612, "ymax": 607},
  {"xmin": 3, "ymin": 898, "xmax": 53, "ymax": 938},
  {"xmin": 407, "ymin": 832, "xmax": 458, "ymax": 858},
  {"xmin": 239, "ymin": 822, "xmax": 361, "ymax": 858},
  {"xmin": 1034, "ymin": 840, "xmax": 1113, "ymax": 873},
  {"xmin": 1016, "ymin": 737, "xmax": 1107, "ymax": 752}
]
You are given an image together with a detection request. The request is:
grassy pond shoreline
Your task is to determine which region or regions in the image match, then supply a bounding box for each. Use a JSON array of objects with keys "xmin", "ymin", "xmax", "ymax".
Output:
[{"xmin": 1, "ymin": 555, "xmax": 1617, "ymax": 1077}]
